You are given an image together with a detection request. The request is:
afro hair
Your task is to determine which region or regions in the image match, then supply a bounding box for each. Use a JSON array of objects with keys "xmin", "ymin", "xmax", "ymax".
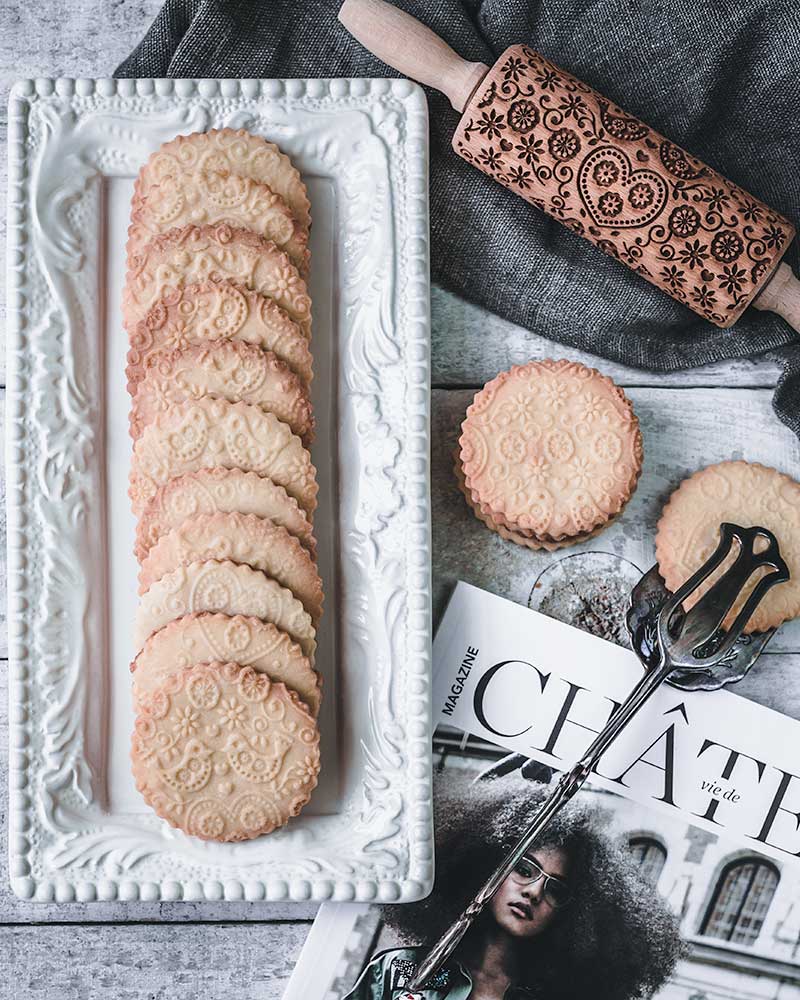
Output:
[{"xmin": 382, "ymin": 771, "xmax": 683, "ymax": 1000}]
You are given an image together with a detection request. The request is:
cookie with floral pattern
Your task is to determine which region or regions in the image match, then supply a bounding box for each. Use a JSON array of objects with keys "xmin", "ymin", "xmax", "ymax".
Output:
[
  {"xmin": 128, "ymin": 170, "xmax": 309, "ymax": 275},
  {"xmin": 129, "ymin": 340, "xmax": 314, "ymax": 444},
  {"xmin": 126, "ymin": 280, "xmax": 313, "ymax": 398},
  {"xmin": 122, "ymin": 223, "xmax": 312, "ymax": 338},
  {"xmin": 139, "ymin": 511, "xmax": 323, "ymax": 625},
  {"xmin": 129, "ymin": 397, "xmax": 318, "ymax": 517},
  {"xmin": 453, "ymin": 449, "xmax": 610, "ymax": 550},
  {"xmin": 135, "ymin": 559, "xmax": 316, "ymax": 660},
  {"xmin": 135, "ymin": 468, "xmax": 316, "ymax": 564},
  {"xmin": 134, "ymin": 129, "xmax": 311, "ymax": 235},
  {"xmin": 656, "ymin": 461, "xmax": 800, "ymax": 634},
  {"xmin": 458, "ymin": 359, "xmax": 642, "ymax": 543},
  {"xmin": 131, "ymin": 660, "xmax": 320, "ymax": 841},
  {"xmin": 132, "ymin": 612, "xmax": 321, "ymax": 717}
]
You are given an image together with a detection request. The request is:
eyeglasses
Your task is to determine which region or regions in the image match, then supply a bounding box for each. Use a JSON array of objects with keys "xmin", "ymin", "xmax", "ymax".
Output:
[{"xmin": 510, "ymin": 855, "xmax": 573, "ymax": 909}]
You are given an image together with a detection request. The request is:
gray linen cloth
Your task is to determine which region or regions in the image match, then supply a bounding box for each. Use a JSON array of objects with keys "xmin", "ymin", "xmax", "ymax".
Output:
[{"xmin": 116, "ymin": 0, "xmax": 800, "ymax": 437}]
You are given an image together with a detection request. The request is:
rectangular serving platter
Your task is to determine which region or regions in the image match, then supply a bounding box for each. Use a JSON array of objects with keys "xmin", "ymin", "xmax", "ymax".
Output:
[{"xmin": 6, "ymin": 76, "xmax": 433, "ymax": 903}]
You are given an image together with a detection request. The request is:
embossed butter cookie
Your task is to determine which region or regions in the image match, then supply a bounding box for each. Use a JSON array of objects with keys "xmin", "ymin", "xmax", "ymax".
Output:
[
  {"xmin": 131, "ymin": 661, "xmax": 320, "ymax": 841},
  {"xmin": 453, "ymin": 449, "xmax": 607, "ymax": 551},
  {"xmin": 129, "ymin": 341, "xmax": 315, "ymax": 444},
  {"xmin": 126, "ymin": 280, "xmax": 313, "ymax": 397},
  {"xmin": 122, "ymin": 224, "xmax": 312, "ymax": 338},
  {"xmin": 459, "ymin": 359, "xmax": 642, "ymax": 542},
  {"xmin": 135, "ymin": 129, "xmax": 311, "ymax": 234},
  {"xmin": 132, "ymin": 612, "xmax": 321, "ymax": 717},
  {"xmin": 129, "ymin": 397, "xmax": 318, "ymax": 517},
  {"xmin": 139, "ymin": 511, "xmax": 324, "ymax": 625},
  {"xmin": 656, "ymin": 461, "xmax": 800, "ymax": 634},
  {"xmin": 136, "ymin": 468, "xmax": 316, "ymax": 564},
  {"xmin": 128, "ymin": 170, "xmax": 309, "ymax": 274},
  {"xmin": 135, "ymin": 559, "xmax": 316, "ymax": 660}
]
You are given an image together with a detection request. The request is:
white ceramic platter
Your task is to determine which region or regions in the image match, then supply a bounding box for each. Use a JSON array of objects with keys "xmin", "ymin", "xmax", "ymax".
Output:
[{"xmin": 6, "ymin": 77, "xmax": 433, "ymax": 903}]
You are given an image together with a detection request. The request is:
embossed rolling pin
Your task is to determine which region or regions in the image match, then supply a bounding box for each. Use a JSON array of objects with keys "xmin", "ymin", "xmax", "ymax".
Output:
[{"xmin": 338, "ymin": 0, "xmax": 800, "ymax": 331}]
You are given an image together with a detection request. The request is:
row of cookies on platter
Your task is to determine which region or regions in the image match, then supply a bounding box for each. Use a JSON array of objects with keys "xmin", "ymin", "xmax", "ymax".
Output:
[{"xmin": 123, "ymin": 129, "xmax": 324, "ymax": 843}]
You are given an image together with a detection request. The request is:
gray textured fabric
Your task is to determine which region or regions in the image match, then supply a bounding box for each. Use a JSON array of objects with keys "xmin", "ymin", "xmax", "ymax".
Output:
[{"xmin": 116, "ymin": 0, "xmax": 800, "ymax": 436}]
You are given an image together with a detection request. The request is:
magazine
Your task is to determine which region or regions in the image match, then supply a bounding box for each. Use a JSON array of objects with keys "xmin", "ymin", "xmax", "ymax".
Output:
[{"xmin": 284, "ymin": 582, "xmax": 800, "ymax": 1000}]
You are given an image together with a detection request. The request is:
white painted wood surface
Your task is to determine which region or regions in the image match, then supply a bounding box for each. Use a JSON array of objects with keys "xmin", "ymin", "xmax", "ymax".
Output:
[
  {"xmin": 429, "ymin": 287, "xmax": 787, "ymax": 388},
  {"xmin": 0, "ymin": 923, "xmax": 310, "ymax": 998},
  {"xmin": 2, "ymin": 2, "xmax": 799, "ymax": 996}
]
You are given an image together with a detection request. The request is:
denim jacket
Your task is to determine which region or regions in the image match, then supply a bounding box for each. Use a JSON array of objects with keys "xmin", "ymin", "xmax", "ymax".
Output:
[{"xmin": 342, "ymin": 946, "xmax": 543, "ymax": 1000}]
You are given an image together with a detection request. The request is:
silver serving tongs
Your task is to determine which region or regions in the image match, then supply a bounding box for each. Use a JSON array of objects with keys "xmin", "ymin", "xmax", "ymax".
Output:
[{"xmin": 409, "ymin": 524, "xmax": 789, "ymax": 991}]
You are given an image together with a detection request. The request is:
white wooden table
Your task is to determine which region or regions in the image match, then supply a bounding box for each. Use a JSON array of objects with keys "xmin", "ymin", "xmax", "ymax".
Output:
[{"xmin": 1, "ymin": 2, "xmax": 798, "ymax": 996}]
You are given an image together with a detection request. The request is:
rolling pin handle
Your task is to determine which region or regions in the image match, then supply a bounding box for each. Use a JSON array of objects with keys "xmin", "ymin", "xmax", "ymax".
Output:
[
  {"xmin": 338, "ymin": 0, "xmax": 489, "ymax": 112},
  {"xmin": 753, "ymin": 262, "xmax": 800, "ymax": 334}
]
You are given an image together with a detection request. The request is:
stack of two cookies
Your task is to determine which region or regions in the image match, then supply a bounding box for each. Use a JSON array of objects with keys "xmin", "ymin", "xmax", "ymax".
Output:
[
  {"xmin": 123, "ymin": 130, "xmax": 323, "ymax": 843},
  {"xmin": 457, "ymin": 359, "xmax": 644, "ymax": 549}
]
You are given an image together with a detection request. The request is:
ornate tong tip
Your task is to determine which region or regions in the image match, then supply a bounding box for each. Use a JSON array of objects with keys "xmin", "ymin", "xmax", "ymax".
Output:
[{"xmin": 657, "ymin": 523, "xmax": 789, "ymax": 672}]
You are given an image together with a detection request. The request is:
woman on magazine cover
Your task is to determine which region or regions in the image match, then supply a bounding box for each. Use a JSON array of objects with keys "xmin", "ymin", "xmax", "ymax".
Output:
[{"xmin": 344, "ymin": 772, "xmax": 682, "ymax": 1000}]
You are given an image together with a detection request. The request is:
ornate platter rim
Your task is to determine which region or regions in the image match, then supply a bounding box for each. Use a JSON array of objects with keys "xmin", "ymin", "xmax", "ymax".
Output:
[{"xmin": 5, "ymin": 75, "xmax": 433, "ymax": 903}]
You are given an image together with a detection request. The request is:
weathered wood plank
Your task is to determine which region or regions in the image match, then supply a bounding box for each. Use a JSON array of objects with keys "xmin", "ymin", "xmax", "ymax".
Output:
[
  {"xmin": 432, "ymin": 386, "xmax": 800, "ymax": 655},
  {"xmin": 431, "ymin": 286, "xmax": 786, "ymax": 389},
  {"xmin": 0, "ymin": 921, "xmax": 310, "ymax": 998}
]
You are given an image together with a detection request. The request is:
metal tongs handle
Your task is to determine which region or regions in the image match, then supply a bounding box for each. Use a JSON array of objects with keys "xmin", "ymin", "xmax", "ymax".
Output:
[
  {"xmin": 408, "ymin": 658, "xmax": 671, "ymax": 991},
  {"xmin": 410, "ymin": 523, "xmax": 789, "ymax": 992}
]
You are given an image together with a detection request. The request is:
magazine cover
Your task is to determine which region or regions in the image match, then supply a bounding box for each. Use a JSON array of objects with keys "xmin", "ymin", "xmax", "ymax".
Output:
[{"xmin": 285, "ymin": 582, "xmax": 800, "ymax": 1000}]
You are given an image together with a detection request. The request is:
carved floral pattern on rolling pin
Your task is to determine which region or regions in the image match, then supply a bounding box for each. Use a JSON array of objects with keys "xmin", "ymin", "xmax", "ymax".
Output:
[{"xmin": 453, "ymin": 45, "xmax": 795, "ymax": 327}]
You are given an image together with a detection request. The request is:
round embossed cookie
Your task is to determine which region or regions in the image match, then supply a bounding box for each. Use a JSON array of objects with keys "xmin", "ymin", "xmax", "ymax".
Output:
[
  {"xmin": 459, "ymin": 360, "xmax": 643, "ymax": 543},
  {"xmin": 135, "ymin": 129, "xmax": 311, "ymax": 234},
  {"xmin": 126, "ymin": 280, "xmax": 313, "ymax": 397},
  {"xmin": 132, "ymin": 613, "xmax": 322, "ymax": 717},
  {"xmin": 122, "ymin": 224, "xmax": 312, "ymax": 339},
  {"xmin": 135, "ymin": 560, "xmax": 316, "ymax": 659},
  {"xmin": 454, "ymin": 449, "xmax": 607, "ymax": 550},
  {"xmin": 128, "ymin": 171, "xmax": 309, "ymax": 274},
  {"xmin": 656, "ymin": 461, "xmax": 800, "ymax": 634},
  {"xmin": 136, "ymin": 468, "xmax": 316, "ymax": 564},
  {"xmin": 129, "ymin": 398, "xmax": 318, "ymax": 518},
  {"xmin": 129, "ymin": 341, "xmax": 315, "ymax": 444},
  {"xmin": 139, "ymin": 511, "xmax": 324, "ymax": 624},
  {"xmin": 131, "ymin": 661, "xmax": 320, "ymax": 841}
]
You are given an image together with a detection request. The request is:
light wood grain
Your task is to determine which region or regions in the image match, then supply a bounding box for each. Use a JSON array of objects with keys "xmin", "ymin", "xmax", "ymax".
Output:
[
  {"xmin": 0, "ymin": 922, "xmax": 310, "ymax": 998},
  {"xmin": 754, "ymin": 261, "xmax": 800, "ymax": 334},
  {"xmin": 338, "ymin": 0, "xmax": 488, "ymax": 112},
  {"xmin": 431, "ymin": 287, "xmax": 785, "ymax": 388}
]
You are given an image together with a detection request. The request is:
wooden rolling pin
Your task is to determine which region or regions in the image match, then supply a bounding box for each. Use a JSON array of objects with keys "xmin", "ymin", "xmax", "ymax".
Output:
[{"xmin": 339, "ymin": 0, "xmax": 800, "ymax": 331}]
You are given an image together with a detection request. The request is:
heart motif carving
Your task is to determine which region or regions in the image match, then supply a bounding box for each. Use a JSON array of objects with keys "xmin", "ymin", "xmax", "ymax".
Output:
[{"xmin": 577, "ymin": 147, "xmax": 668, "ymax": 229}]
